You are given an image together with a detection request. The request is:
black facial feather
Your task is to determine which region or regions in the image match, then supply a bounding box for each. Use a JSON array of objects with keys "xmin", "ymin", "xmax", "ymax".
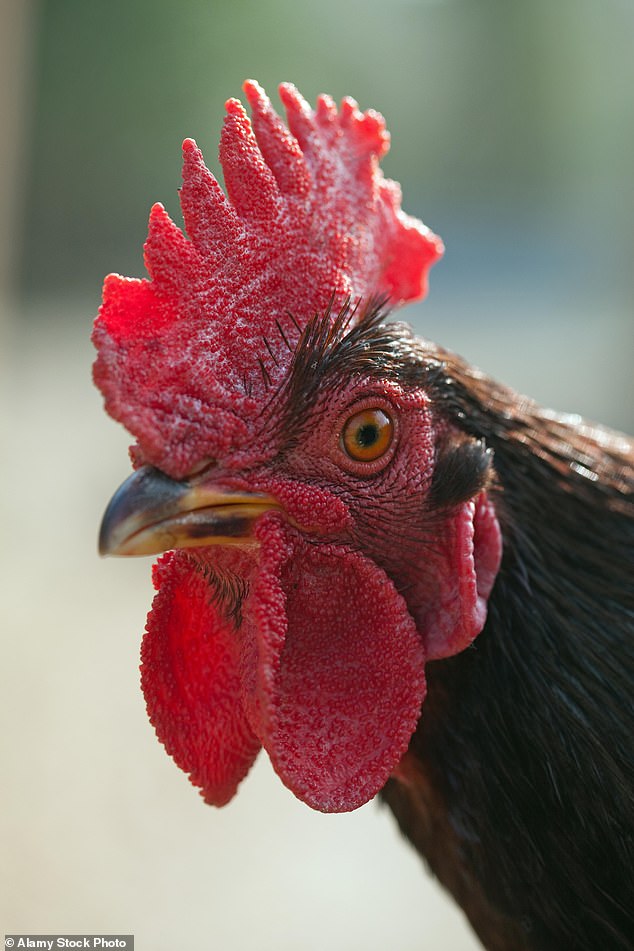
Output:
[
  {"xmin": 420, "ymin": 342, "xmax": 633, "ymax": 511},
  {"xmin": 262, "ymin": 335, "xmax": 280, "ymax": 367},
  {"xmin": 278, "ymin": 296, "xmax": 425, "ymax": 436},
  {"xmin": 377, "ymin": 337, "xmax": 633, "ymax": 951},
  {"xmin": 274, "ymin": 318, "xmax": 294, "ymax": 354},
  {"xmin": 257, "ymin": 355, "xmax": 272, "ymax": 389},
  {"xmin": 192, "ymin": 559, "xmax": 249, "ymax": 627},
  {"xmin": 429, "ymin": 438, "xmax": 494, "ymax": 509}
]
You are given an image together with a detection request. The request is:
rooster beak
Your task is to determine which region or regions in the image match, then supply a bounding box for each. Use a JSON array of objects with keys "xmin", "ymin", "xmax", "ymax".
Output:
[{"xmin": 99, "ymin": 465, "xmax": 280, "ymax": 557}]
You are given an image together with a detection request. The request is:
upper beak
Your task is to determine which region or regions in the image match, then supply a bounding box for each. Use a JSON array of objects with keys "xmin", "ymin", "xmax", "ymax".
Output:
[{"xmin": 99, "ymin": 465, "xmax": 281, "ymax": 557}]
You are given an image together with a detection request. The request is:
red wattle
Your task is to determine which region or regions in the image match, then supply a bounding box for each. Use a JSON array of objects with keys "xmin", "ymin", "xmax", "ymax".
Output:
[
  {"xmin": 141, "ymin": 551, "xmax": 261, "ymax": 805},
  {"xmin": 245, "ymin": 517, "xmax": 427, "ymax": 813}
]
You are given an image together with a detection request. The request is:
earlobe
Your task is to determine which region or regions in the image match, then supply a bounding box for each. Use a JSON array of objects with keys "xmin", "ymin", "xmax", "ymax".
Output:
[
  {"xmin": 472, "ymin": 490, "xmax": 503, "ymax": 615},
  {"xmin": 423, "ymin": 491, "xmax": 502, "ymax": 660}
]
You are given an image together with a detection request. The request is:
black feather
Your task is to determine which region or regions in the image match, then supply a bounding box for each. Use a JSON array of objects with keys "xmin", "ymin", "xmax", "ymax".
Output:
[
  {"xmin": 429, "ymin": 438, "xmax": 494, "ymax": 509},
  {"xmin": 377, "ymin": 332, "xmax": 634, "ymax": 951},
  {"xmin": 280, "ymin": 303, "xmax": 634, "ymax": 948}
]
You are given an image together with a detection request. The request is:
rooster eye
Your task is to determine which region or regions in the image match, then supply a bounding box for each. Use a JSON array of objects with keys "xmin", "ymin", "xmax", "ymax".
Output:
[{"xmin": 341, "ymin": 408, "xmax": 394, "ymax": 462}]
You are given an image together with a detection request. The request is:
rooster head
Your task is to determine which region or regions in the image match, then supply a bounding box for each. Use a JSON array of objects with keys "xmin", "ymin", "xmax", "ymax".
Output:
[{"xmin": 94, "ymin": 81, "xmax": 501, "ymax": 813}]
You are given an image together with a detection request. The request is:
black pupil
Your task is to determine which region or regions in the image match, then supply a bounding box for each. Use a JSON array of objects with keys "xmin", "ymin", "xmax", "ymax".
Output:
[{"xmin": 356, "ymin": 423, "xmax": 379, "ymax": 448}]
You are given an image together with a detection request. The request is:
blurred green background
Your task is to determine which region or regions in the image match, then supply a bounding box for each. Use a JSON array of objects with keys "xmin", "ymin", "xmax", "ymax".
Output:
[
  {"xmin": 2, "ymin": 2, "xmax": 632, "ymax": 950},
  {"xmin": 5, "ymin": 0, "xmax": 633, "ymax": 425}
]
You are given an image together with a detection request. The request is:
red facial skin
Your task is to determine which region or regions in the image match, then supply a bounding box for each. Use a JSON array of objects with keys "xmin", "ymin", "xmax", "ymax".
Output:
[
  {"xmin": 93, "ymin": 82, "xmax": 501, "ymax": 812},
  {"xmin": 139, "ymin": 374, "xmax": 501, "ymax": 812}
]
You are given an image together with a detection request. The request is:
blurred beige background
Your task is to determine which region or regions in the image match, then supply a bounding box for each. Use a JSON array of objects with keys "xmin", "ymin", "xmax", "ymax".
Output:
[{"xmin": 2, "ymin": 1, "xmax": 632, "ymax": 949}]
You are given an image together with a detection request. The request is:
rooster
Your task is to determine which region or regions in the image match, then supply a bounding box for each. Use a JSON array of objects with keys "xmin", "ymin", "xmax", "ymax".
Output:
[{"xmin": 93, "ymin": 81, "xmax": 634, "ymax": 951}]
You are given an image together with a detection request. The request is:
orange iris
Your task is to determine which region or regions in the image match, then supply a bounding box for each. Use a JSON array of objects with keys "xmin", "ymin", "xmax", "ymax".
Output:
[{"xmin": 341, "ymin": 408, "xmax": 394, "ymax": 462}]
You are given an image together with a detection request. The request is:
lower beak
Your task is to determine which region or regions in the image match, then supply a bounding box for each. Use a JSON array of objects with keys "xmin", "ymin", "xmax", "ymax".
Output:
[{"xmin": 99, "ymin": 465, "xmax": 280, "ymax": 557}]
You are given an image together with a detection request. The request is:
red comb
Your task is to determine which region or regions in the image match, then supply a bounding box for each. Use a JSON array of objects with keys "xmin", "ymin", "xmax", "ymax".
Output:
[{"xmin": 93, "ymin": 81, "xmax": 443, "ymax": 477}]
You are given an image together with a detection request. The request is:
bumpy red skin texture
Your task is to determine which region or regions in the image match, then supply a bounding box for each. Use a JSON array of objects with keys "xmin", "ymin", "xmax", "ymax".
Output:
[
  {"xmin": 251, "ymin": 521, "xmax": 425, "ymax": 812},
  {"xmin": 138, "ymin": 376, "xmax": 502, "ymax": 811},
  {"xmin": 93, "ymin": 82, "xmax": 502, "ymax": 812},
  {"xmin": 142, "ymin": 517, "xmax": 427, "ymax": 812},
  {"xmin": 397, "ymin": 490, "xmax": 503, "ymax": 661},
  {"xmin": 141, "ymin": 550, "xmax": 261, "ymax": 806},
  {"xmin": 92, "ymin": 81, "xmax": 443, "ymax": 480},
  {"xmin": 135, "ymin": 430, "xmax": 429, "ymax": 812}
]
